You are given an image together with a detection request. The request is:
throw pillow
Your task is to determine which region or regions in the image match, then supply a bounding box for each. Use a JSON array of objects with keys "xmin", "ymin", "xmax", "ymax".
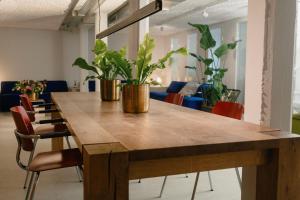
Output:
[{"xmin": 178, "ymin": 82, "xmax": 200, "ymax": 96}]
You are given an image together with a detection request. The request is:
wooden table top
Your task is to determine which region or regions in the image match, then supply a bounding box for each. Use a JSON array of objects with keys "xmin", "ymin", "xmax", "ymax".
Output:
[{"xmin": 52, "ymin": 92, "xmax": 289, "ymax": 159}]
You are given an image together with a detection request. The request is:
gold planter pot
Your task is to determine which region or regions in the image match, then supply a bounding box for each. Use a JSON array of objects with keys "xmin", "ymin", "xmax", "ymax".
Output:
[
  {"xmin": 29, "ymin": 93, "xmax": 38, "ymax": 101},
  {"xmin": 100, "ymin": 79, "xmax": 121, "ymax": 101},
  {"xmin": 122, "ymin": 84, "xmax": 150, "ymax": 113}
]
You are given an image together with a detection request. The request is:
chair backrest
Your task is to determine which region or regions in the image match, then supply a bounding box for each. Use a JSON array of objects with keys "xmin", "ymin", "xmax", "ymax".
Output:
[
  {"xmin": 212, "ymin": 101, "xmax": 244, "ymax": 120},
  {"xmin": 165, "ymin": 93, "xmax": 184, "ymax": 106},
  {"xmin": 10, "ymin": 106, "xmax": 35, "ymax": 151},
  {"xmin": 19, "ymin": 94, "xmax": 35, "ymax": 122}
]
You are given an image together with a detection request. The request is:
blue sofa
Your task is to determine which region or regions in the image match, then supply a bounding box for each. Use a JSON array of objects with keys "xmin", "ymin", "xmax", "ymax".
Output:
[
  {"xmin": 0, "ymin": 80, "xmax": 68, "ymax": 112},
  {"xmin": 150, "ymin": 81, "xmax": 210, "ymax": 110}
]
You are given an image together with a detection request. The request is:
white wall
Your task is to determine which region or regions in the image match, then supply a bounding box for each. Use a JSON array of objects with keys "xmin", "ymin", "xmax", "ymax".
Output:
[
  {"xmin": 0, "ymin": 27, "xmax": 81, "ymax": 88},
  {"xmin": 61, "ymin": 31, "xmax": 81, "ymax": 87}
]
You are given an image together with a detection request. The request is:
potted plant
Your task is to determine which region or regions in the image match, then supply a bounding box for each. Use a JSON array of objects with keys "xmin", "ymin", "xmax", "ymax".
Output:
[
  {"xmin": 73, "ymin": 39, "xmax": 126, "ymax": 101},
  {"xmin": 13, "ymin": 80, "xmax": 47, "ymax": 101},
  {"xmin": 112, "ymin": 34, "xmax": 187, "ymax": 113},
  {"xmin": 188, "ymin": 23, "xmax": 240, "ymax": 107}
]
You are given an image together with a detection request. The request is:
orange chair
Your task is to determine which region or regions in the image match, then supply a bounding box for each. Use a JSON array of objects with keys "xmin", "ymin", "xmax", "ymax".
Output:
[
  {"xmin": 11, "ymin": 106, "xmax": 83, "ymax": 200},
  {"xmin": 164, "ymin": 93, "xmax": 184, "ymax": 105},
  {"xmin": 212, "ymin": 101, "xmax": 244, "ymax": 120},
  {"xmin": 191, "ymin": 101, "xmax": 244, "ymax": 200}
]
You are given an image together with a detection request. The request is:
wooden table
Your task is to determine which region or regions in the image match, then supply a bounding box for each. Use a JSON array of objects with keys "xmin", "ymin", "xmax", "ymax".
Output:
[{"xmin": 51, "ymin": 92, "xmax": 300, "ymax": 200}]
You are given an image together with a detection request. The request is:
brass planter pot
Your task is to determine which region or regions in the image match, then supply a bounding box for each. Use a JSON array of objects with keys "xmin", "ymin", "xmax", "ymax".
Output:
[
  {"xmin": 122, "ymin": 84, "xmax": 150, "ymax": 113},
  {"xmin": 100, "ymin": 79, "xmax": 121, "ymax": 101}
]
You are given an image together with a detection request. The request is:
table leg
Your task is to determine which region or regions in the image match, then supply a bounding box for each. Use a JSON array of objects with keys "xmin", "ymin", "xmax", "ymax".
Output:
[
  {"xmin": 242, "ymin": 138, "xmax": 300, "ymax": 200},
  {"xmin": 51, "ymin": 104, "xmax": 64, "ymax": 151},
  {"xmin": 83, "ymin": 143, "xmax": 129, "ymax": 200}
]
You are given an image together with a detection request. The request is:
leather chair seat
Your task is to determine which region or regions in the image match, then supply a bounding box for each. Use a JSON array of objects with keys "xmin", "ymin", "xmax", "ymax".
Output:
[
  {"xmin": 29, "ymin": 148, "xmax": 82, "ymax": 172},
  {"xmin": 34, "ymin": 124, "xmax": 67, "ymax": 135}
]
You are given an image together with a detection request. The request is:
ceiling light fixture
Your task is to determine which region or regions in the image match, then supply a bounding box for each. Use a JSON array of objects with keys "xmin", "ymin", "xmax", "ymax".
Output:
[
  {"xmin": 97, "ymin": 0, "xmax": 162, "ymax": 39},
  {"xmin": 202, "ymin": 10, "xmax": 209, "ymax": 18}
]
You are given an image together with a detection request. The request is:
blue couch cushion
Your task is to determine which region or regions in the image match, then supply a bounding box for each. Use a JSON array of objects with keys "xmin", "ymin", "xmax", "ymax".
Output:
[
  {"xmin": 166, "ymin": 81, "xmax": 187, "ymax": 93},
  {"xmin": 194, "ymin": 83, "xmax": 212, "ymax": 98},
  {"xmin": 44, "ymin": 81, "xmax": 68, "ymax": 93},
  {"xmin": 183, "ymin": 96, "xmax": 205, "ymax": 110},
  {"xmin": 150, "ymin": 91, "xmax": 168, "ymax": 102},
  {"xmin": 0, "ymin": 93, "xmax": 20, "ymax": 111},
  {"xmin": 1, "ymin": 81, "xmax": 19, "ymax": 94},
  {"xmin": 89, "ymin": 80, "xmax": 96, "ymax": 92}
]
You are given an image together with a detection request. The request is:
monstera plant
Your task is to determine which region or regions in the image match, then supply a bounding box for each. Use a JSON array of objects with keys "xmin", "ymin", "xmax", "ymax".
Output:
[
  {"xmin": 188, "ymin": 23, "xmax": 240, "ymax": 106},
  {"xmin": 72, "ymin": 39, "xmax": 126, "ymax": 101},
  {"xmin": 111, "ymin": 34, "xmax": 187, "ymax": 113}
]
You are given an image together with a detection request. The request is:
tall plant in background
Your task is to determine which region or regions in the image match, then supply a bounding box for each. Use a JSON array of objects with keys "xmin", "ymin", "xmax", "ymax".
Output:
[{"xmin": 188, "ymin": 23, "xmax": 240, "ymax": 106}]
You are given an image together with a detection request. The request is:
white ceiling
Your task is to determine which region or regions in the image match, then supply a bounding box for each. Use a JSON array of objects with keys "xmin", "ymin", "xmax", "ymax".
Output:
[
  {"xmin": 150, "ymin": 0, "xmax": 248, "ymax": 36},
  {"xmin": 0, "ymin": 0, "xmax": 72, "ymax": 30}
]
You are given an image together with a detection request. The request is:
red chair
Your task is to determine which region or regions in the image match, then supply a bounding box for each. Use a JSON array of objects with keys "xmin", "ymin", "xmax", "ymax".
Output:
[
  {"xmin": 164, "ymin": 93, "xmax": 184, "ymax": 105},
  {"xmin": 11, "ymin": 106, "xmax": 83, "ymax": 200},
  {"xmin": 20, "ymin": 94, "xmax": 64, "ymax": 124},
  {"xmin": 10, "ymin": 106, "xmax": 82, "ymax": 190},
  {"xmin": 191, "ymin": 101, "xmax": 244, "ymax": 200},
  {"xmin": 212, "ymin": 101, "xmax": 244, "ymax": 120}
]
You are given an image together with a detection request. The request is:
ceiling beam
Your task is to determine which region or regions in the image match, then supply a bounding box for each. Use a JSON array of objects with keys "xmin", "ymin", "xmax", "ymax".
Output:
[{"xmin": 59, "ymin": 0, "xmax": 80, "ymax": 29}]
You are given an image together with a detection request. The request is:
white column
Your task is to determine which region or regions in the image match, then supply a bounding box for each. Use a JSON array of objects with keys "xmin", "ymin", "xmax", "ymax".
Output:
[
  {"xmin": 261, "ymin": 0, "xmax": 296, "ymax": 131},
  {"xmin": 244, "ymin": 0, "xmax": 266, "ymax": 124},
  {"xmin": 79, "ymin": 25, "xmax": 90, "ymax": 92},
  {"xmin": 139, "ymin": 0, "xmax": 150, "ymax": 43},
  {"xmin": 245, "ymin": 0, "xmax": 296, "ymax": 131},
  {"xmin": 94, "ymin": 10, "xmax": 108, "ymax": 92}
]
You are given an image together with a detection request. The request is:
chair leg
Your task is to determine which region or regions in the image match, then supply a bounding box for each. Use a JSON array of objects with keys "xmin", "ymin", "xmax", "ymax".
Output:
[
  {"xmin": 207, "ymin": 171, "xmax": 214, "ymax": 191},
  {"xmin": 185, "ymin": 174, "xmax": 189, "ymax": 178},
  {"xmin": 159, "ymin": 176, "xmax": 168, "ymax": 198},
  {"xmin": 235, "ymin": 167, "xmax": 242, "ymax": 189},
  {"xmin": 29, "ymin": 172, "xmax": 40, "ymax": 200},
  {"xmin": 25, "ymin": 172, "xmax": 35, "ymax": 200},
  {"xmin": 191, "ymin": 172, "xmax": 200, "ymax": 200},
  {"xmin": 138, "ymin": 179, "xmax": 141, "ymax": 183},
  {"xmin": 65, "ymin": 136, "xmax": 82, "ymax": 182},
  {"xmin": 24, "ymin": 139, "xmax": 37, "ymax": 189},
  {"xmin": 65, "ymin": 136, "xmax": 71, "ymax": 149}
]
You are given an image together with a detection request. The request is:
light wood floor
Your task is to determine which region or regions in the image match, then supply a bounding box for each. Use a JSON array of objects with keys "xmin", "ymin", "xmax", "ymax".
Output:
[{"xmin": 0, "ymin": 112, "xmax": 241, "ymax": 200}]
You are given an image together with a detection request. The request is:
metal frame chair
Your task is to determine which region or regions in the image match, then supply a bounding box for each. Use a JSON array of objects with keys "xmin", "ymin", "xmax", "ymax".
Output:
[
  {"xmin": 10, "ymin": 106, "xmax": 82, "ymax": 191},
  {"xmin": 19, "ymin": 94, "xmax": 64, "ymax": 124},
  {"xmin": 191, "ymin": 101, "xmax": 244, "ymax": 199},
  {"xmin": 159, "ymin": 93, "xmax": 214, "ymax": 198}
]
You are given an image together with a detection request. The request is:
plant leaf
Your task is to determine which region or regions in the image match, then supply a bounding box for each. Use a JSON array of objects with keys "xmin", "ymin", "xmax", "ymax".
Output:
[
  {"xmin": 93, "ymin": 39, "xmax": 107, "ymax": 55},
  {"xmin": 188, "ymin": 23, "xmax": 216, "ymax": 50},
  {"xmin": 214, "ymin": 40, "xmax": 240, "ymax": 58},
  {"xmin": 73, "ymin": 58, "xmax": 99, "ymax": 75}
]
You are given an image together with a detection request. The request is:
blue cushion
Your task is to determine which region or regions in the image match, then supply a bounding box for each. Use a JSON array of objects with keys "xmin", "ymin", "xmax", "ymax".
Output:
[
  {"xmin": 150, "ymin": 91, "xmax": 168, "ymax": 102},
  {"xmin": 0, "ymin": 94, "xmax": 20, "ymax": 111},
  {"xmin": 194, "ymin": 83, "xmax": 212, "ymax": 98},
  {"xmin": 1, "ymin": 81, "xmax": 19, "ymax": 94},
  {"xmin": 44, "ymin": 81, "xmax": 68, "ymax": 92},
  {"xmin": 89, "ymin": 80, "xmax": 96, "ymax": 92},
  {"xmin": 183, "ymin": 96, "xmax": 205, "ymax": 110},
  {"xmin": 166, "ymin": 81, "xmax": 187, "ymax": 93}
]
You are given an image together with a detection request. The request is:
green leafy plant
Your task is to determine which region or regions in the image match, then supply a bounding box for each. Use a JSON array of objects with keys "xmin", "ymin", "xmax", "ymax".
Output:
[
  {"xmin": 72, "ymin": 39, "xmax": 126, "ymax": 81},
  {"xmin": 113, "ymin": 34, "xmax": 187, "ymax": 85},
  {"xmin": 188, "ymin": 23, "xmax": 240, "ymax": 106}
]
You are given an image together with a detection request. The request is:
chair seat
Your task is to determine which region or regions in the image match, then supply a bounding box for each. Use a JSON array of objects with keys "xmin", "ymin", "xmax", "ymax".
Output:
[
  {"xmin": 29, "ymin": 148, "xmax": 82, "ymax": 172},
  {"xmin": 34, "ymin": 124, "xmax": 67, "ymax": 135}
]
